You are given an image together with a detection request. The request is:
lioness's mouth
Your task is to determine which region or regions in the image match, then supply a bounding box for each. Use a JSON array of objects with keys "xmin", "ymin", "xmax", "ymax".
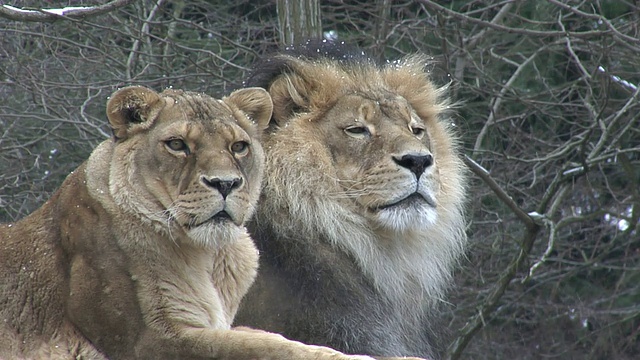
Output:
[
  {"xmin": 187, "ymin": 211, "xmax": 233, "ymax": 228},
  {"xmin": 212, "ymin": 211, "xmax": 232, "ymax": 220},
  {"xmin": 376, "ymin": 193, "xmax": 435, "ymax": 210}
]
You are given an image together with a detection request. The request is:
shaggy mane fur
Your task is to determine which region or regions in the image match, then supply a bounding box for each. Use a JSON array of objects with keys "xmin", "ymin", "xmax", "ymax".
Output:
[{"xmin": 235, "ymin": 41, "xmax": 467, "ymax": 358}]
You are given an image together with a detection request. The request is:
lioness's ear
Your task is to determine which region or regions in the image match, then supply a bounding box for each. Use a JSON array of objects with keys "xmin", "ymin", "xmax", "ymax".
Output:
[
  {"xmin": 106, "ymin": 86, "xmax": 164, "ymax": 140},
  {"xmin": 224, "ymin": 87, "xmax": 273, "ymax": 131},
  {"xmin": 268, "ymin": 73, "xmax": 312, "ymax": 127}
]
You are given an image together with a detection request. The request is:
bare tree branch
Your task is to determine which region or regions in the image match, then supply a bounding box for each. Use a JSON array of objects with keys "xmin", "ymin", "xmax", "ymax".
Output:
[
  {"xmin": 0, "ymin": 0, "xmax": 136, "ymax": 23},
  {"xmin": 419, "ymin": 0, "xmax": 640, "ymax": 51}
]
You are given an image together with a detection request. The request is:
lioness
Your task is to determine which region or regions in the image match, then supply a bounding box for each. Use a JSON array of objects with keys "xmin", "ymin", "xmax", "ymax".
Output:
[
  {"xmin": 234, "ymin": 43, "xmax": 468, "ymax": 359},
  {"xmin": 0, "ymin": 85, "xmax": 375, "ymax": 360}
]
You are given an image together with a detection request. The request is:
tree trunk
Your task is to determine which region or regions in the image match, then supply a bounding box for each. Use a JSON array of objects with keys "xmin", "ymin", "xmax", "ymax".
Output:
[{"xmin": 277, "ymin": 0, "xmax": 322, "ymax": 46}]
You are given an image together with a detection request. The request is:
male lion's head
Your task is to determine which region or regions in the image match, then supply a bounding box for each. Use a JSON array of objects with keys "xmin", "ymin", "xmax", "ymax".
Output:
[
  {"xmin": 104, "ymin": 86, "xmax": 272, "ymax": 247},
  {"xmin": 247, "ymin": 43, "xmax": 467, "ymax": 299},
  {"xmin": 249, "ymin": 45, "xmax": 465, "ymax": 233}
]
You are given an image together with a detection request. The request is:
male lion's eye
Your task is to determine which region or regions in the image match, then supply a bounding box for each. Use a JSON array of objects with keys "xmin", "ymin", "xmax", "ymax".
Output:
[
  {"xmin": 411, "ymin": 127, "xmax": 425, "ymax": 138},
  {"xmin": 231, "ymin": 141, "xmax": 249, "ymax": 154},
  {"xmin": 344, "ymin": 126, "xmax": 369, "ymax": 138},
  {"xmin": 165, "ymin": 139, "xmax": 189, "ymax": 154}
]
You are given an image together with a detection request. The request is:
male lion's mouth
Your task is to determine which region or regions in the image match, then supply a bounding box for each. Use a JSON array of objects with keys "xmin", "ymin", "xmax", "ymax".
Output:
[{"xmin": 376, "ymin": 193, "xmax": 435, "ymax": 211}]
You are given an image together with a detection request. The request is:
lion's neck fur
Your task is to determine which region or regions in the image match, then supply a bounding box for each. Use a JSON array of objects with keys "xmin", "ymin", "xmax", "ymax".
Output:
[
  {"xmin": 83, "ymin": 140, "xmax": 259, "ymax": 326},
  {"xmin": 259, "ymin": 146, "xmax": 466, "ymax": 309}
]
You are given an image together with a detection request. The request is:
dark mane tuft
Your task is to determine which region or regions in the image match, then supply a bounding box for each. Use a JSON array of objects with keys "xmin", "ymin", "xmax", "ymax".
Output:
[{"xmin": 244, "ymin": 40, "xmax": 374, "ymax": 89}]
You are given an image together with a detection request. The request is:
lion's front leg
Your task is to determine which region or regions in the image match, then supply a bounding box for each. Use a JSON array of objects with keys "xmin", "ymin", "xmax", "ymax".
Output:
[
  {"xmin": 232, "ymin": 328, "xmax": 430, "ymax": 360},
  {"xmin": 135, "ymin": 327, "xmax": 376, "ymax": 360},
  {"xmin": 374, "ymin": 357, "xmax": 432, "ymax": 360}
]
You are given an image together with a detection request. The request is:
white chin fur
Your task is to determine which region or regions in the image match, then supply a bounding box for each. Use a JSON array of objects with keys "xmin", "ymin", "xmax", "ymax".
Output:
[
  {"xmin": 187, "ymin": 222, "xmax": 244, "ymax": 248},
  {"xmin": 374, "ymin": 204, "xmax": 438, "ymax": 231}
]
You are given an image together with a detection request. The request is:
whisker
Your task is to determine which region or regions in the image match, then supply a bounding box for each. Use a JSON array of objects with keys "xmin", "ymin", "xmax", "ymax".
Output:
[{"xmin": 151, "ymin": 201, "xmax": 183, "ymax": 246}]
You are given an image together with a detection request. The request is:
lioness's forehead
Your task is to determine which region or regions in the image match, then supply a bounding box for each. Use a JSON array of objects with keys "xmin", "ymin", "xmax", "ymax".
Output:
[
  {"xmin": 163, "ymin": 92, "xmax": 229, "ymax": 120},
  {"xmin": 151, "ymin": 92, "xmax": 251, "ymax": 141}
]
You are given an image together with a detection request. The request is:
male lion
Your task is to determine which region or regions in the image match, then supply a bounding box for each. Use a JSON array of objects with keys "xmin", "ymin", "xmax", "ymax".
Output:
[
  {"xmin": 234, "ymin": 42, "xmax": 468, "ymax": 359},
  {"xmin": 0, "ymin": 85, "xmax": 375, "ymax": 360}
]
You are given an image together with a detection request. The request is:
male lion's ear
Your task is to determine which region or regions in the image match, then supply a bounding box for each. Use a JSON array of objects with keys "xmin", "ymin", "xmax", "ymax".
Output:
[
  {"xmin": 268, "ymin": 73, "xmax": 312, "ymax": 127},
  {"xmin": 224, "ymin": 87, "xmax": 273, "ymax": 131},
  {"xmin": 106, "ymin": 86, "xmax": 164, "ymax": 140}
]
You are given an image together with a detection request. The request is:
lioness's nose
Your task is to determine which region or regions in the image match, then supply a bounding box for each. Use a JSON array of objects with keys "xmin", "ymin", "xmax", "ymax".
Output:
[
  {"xmin": 201, "ymin": 176, "xmax": 243, "ymax": 199},
  {"xmin": 393, "ymin": 153, "xmax": 433, "ymax": 178}
]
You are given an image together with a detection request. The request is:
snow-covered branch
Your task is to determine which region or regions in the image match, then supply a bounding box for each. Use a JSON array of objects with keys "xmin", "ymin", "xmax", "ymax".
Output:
[{"xmin": 0, "ymin": 0, "xmax": 135, "ymax": 22}]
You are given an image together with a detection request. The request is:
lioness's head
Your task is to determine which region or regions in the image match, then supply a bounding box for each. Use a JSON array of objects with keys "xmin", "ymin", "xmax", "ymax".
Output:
[
  {"xmin": 105, "ymin": 86, "xmax": 272, "ymax": 246},
  {"xmin": 250, "ymin": 52, "xmax": 465, "ymax": 234}
]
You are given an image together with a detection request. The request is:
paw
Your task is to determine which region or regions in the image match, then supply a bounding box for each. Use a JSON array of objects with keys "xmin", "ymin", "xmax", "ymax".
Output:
[{"xmin": 302, "ymin": 345, "xmax": 376, "ymax": 360}]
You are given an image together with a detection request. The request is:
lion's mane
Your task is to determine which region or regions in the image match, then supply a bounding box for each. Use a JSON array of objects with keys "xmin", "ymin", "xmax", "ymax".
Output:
[{"xmin": 235, "ymin": 42, "xmax": 467, "ymax": 358}]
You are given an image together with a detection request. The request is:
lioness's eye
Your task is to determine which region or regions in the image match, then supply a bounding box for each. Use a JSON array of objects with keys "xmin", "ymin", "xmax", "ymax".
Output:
[
  {"xmin": 344, "ymin": 126, "xmax": 369, "ymax": 137},
  {"xmin": 165, "ymin": 139, "xmax": 189, "ymax": 153},
  {"xmin": 231, "ymin": 141, "xmax": 249, "ymax": 154}
]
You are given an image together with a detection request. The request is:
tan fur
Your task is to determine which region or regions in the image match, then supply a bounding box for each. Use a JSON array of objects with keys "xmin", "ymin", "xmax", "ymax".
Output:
[
  {"xmin": 263, "ymin": 54, "xmax": 466, "ymax": 303},
  {"xmin": 236, "ymin": 52, "xmax": 467, "ymax": 358},
  {"xmin": 0, "ymin": 86, "xmax": 375, "ymax": 360}
]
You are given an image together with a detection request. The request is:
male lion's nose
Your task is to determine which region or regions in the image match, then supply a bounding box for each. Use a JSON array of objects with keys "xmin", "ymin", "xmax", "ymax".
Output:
[
  {"xmin": 201, "ymin": 176, "xmax": 243, "ymax": 199},
  {"xmin": 393, "ymin": 153, "xmax": 433, "ymax": 178}
]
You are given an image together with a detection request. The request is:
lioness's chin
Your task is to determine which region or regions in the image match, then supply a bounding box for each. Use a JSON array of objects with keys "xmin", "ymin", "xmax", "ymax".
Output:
[
  {"xmin": 373, "ymin": 204, "xmax": 438, "ymax": 231},
  {"xmin": 187, "ymin": 222, "xmax": 245, "ymax": 248}
]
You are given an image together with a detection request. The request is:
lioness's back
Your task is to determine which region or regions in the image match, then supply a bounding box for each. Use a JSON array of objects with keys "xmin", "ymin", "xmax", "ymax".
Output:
[
  {"xmin": 0, "ymin": 165, "xmax": 111, "ymax": 358},
  {"xmin": 0, "ymin": 85, "xmax": 378, "ymax": 360}
]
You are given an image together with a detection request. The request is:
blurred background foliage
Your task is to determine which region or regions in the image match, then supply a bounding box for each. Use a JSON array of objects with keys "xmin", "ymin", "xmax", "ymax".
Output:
[{"xmin": 1, "ymin": 1, "xmax": 638, "ymax": 359}]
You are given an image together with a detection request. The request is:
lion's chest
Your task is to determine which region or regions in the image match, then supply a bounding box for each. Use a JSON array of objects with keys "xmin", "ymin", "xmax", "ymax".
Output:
[
  {"xmin": 154, "ymin": 236, "xmax": 259, "ymax": 330},
  {"xmin": 209, "ymin": 237, "xmax": 259, "ymax": 323}
]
